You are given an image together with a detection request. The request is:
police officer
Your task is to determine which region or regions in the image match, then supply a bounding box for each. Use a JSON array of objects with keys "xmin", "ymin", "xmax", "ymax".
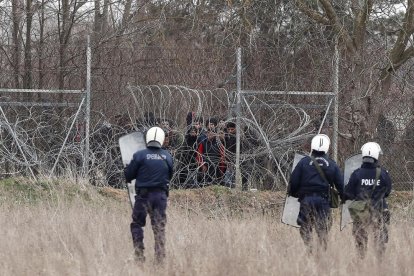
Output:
[
  {"xmin": 289, "ymin": 134, "xmax": 344, "ymax": 252},
  {"xmin": 345, "ymin": 142, "xmax": 392, "ymax": 258},
  {"xmin": 124, "ymin": 126, "xmax": 173, "ymax": 263}
]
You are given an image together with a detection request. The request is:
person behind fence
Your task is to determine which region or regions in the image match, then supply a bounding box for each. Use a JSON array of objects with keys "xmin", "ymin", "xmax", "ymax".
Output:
[
  {"xmin": 345, "ymin": 142, "xmax": 392, "ymax": 258},
  {"xmin": 186, "ymin": 111, "xmax": 204, "ymax": 138},
  {"xmin": 218, "ymin": 117, "xmax": 227, "ymax": 133},
  {"xmin": 197, "ymin": 116, "xmax": 216, "ymax": 144},
  {"xmin": 175, "ymin": 126, "xmax": 200, "ymax": 187},
  {"xmin": 288, "ymin": 134, "xmax": 344, "ymax": 252},
  {"xmin": 197, "ymin": 117, "xmax": 226, "ymax": 184},
  {"xmin": 124, "ymin": 126, "xmax": 173, "ymax": 264},
  {"xmin": 159, "ymin": 119, "xmax": 184, "ymax": 157}
]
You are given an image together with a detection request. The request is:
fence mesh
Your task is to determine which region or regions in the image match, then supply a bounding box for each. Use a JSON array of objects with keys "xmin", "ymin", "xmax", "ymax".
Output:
[{"xmin": 0, "ymin": 45, "xmax": 413, "ymax": 192}]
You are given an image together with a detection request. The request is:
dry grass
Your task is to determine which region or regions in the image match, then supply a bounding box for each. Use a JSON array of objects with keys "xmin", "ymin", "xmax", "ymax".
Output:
[{"xmin": 0, "ymin": 181, "xmax": 413, "ymax": 276}]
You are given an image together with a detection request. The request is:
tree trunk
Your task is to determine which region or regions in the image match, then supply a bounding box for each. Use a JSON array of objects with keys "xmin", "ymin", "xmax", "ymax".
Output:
[
  {"xmin": 24, "ymin": 0, "xmax": 33, "ymax": 91},
  {"xmin": 12, "ymin": 0, "xmax": 21, "ymax": 88},
  {"xmin": 37, "ymin": 0, "xmax": 45, "ymax": 100},
  {"xmin": 58, "ymin": 0, "xmax": 69, "ymax": 96}
]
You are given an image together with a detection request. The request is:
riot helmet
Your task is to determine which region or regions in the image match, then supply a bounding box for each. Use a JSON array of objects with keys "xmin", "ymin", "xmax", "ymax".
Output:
[
  {"xmin": 361, "ymin": 142, "xmax": 382, "ymax": 160},
  {"xmin": 311, "ymin": 134, "xmax": 330, "ymax": 153},
  {"xmin": 146, "ymin": 126, "xmax": 165, "ymax": 148}
]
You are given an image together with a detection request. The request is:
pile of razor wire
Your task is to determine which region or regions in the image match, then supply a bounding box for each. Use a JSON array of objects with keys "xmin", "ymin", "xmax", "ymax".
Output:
[
  {"xmin": 0, "ymin": 85, "xmax": 315, "ymax": 190},
  {"xmin": 122, "ymin": 85, "xmax": 314, "ymax": 190}
]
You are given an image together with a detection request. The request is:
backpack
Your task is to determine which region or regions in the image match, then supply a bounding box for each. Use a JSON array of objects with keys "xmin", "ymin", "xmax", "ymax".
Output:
[{"xmin": 348, "ymin": 167, "xmax": 381, "ymax": 222}]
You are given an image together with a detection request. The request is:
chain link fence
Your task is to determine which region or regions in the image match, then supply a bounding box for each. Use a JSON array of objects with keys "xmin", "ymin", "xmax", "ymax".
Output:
[{"xmin": 0, "ymin": 44, "xmax": 413, "ymax": 192}]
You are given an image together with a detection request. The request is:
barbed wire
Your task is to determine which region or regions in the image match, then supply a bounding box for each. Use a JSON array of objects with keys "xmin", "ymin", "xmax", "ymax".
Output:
[
  {"xmin": 1, "ymin": 83, "xmax": 413, "ymax": 191},
  {"xmin": 0, "ymin": 85, "xmax": 314, "ymax": 189}
]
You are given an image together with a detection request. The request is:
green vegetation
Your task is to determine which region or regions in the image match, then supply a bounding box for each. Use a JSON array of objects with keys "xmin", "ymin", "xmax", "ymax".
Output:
[
  {"xmin": 1, "ymin": 178, "xmax": 412, "ymax": 219},
  {"xmin": 0, "ymin": 177, "xmax": 94, "ymax": 204}
]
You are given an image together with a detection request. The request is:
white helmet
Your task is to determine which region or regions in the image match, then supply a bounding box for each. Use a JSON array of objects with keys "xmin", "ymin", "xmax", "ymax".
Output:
[
  {"xmin": 311, "ymin": 134, "xmax": 330, "ymax": 153},
  {"xmin": 361, "ymin": 142, "xmax": 382, "ymax": 160},
  {"xmin": 146, "ymin": 126, "xmax": 165, "ymax": 148}
]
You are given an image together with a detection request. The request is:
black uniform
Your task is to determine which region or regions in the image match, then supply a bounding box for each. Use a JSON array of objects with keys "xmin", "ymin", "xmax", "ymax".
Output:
[
  {"xmin": 125, "ymin": 147, "xmax": 173, "ymax": 263},
  {"xmin": 289, "ymin": 151, "xmax": 344, "ymax": 251},
  {"xmin": 345, "ymin": 160, "xmax": 392, "ymax": 257}
]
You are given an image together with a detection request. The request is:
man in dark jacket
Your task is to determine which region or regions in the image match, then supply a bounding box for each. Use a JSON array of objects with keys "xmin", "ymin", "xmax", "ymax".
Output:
[
  {"xmin": 124, "ymin": 126, "xmax": 173, "ymax": 263},
  {"xmin": 289, "ymin": 134, "xmax": 344, "ymax": 252},
  {"xmin": 197, "ymin": 118, "xmax": 226, "ymax": 184},
  {"xmin": 176, "ymin": 126, "xmax": 200, "ymax": 187},
  {"xmin": 345, "ymin": 142, "xmax": 392, "ymax": 258}
]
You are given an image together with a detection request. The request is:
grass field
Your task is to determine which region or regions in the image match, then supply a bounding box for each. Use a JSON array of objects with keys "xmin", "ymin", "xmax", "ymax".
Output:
[{"xmin": 1, "ymin": 178, "xmax": 413, "ymax": 275}]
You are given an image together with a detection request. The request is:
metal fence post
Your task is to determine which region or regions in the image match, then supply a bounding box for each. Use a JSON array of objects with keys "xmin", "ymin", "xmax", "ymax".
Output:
[
  {"xmin": 235, "ymin": 48, "xmax": 242, "ymax": 189},
  {"xmin": 84, "ymin": 36, "xmax": 91, "ymax": 177},
  {"xmin": 333, "ymin": 37, "xmax": 339, "ymax": 162}
]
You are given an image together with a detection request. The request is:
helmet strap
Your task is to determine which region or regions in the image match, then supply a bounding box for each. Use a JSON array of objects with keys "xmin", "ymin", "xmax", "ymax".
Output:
[{"xmin": 362, "ymin": 157, "xmax": 376, "ymax": 163}]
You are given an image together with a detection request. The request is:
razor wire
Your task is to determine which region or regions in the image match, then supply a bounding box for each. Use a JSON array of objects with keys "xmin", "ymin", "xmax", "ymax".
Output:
[
  {"xmin": 3, "ymin": 83, "xmax": 414, "ymax": 192},
  {"xmin": 237, "ymin": 92, "xmax": 330, "ymax": 190},
  {"xmin": 0, "ymin": 104, "xmax": 82, "ymax": 177},
  {"xmin": 110, "ymin": 85, "xmax": 326, "ymax": 190},
  {"xmin": 0, "ymin": 84, "xmax": 329, "ymax": 190},
  {"xmin": 0, "ymin": 101, "xmax": 127, "ymax": 183}
]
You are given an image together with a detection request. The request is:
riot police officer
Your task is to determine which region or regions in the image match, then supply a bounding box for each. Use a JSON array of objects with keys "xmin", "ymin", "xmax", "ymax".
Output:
[
  {"xmin": 124, "ymin": 126, "xmax": 173, "ymax": 263},
  {"xmin": 345, "ymin": 142, "xmax": 392, "ymax": 258},
  {"xmin": 289, "ymin": 134, "xmax": 344, "ymax": 252}
]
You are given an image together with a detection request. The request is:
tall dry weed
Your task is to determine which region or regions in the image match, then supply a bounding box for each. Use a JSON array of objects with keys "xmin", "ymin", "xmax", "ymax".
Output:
[
  {"xmin": 0, "ymin": 180, "xmax": 414, "ymax": 276},
  {"xmin": 1, "ymin": 195, "xmax": 413, "ymax": 276}
]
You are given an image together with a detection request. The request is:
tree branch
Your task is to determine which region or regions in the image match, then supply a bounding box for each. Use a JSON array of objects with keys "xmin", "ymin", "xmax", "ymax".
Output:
[
  {"xmin": 295, "ymin": 0, "xmax": 356, "ymax": 55},
  {"xmin": 318, "ymin": 0, "xmax": 356, "ymax": 55},
  {"xmin": 392, "ymin": 46, "xmax": 414, "ymax": 71},
  {"xmin": 389, "ymin": 0, "xmax": 414, "ymax": 65},
  {"xmin": 353, "ymin": 0, "xmax": 373, "ymax": 51},
  {"xmin": 294, "ymin": 0, "xmax": 330, "ymax": 25}
]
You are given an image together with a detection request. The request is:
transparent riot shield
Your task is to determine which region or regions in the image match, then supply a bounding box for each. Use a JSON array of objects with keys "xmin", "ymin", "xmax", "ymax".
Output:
[
  {"xmin": 281, "ymin": 153, "xmax": 306, "ymax": 227},
  {"xmin": 340, "ymin": 154, "xmax": 362, "ymax": 230},
  {"xmin": 119, "ymin": 131, "xmax": 146, "ymax": 208}
]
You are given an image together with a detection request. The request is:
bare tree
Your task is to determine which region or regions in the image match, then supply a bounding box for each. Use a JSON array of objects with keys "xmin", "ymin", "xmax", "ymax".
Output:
[
  {"xmin": 57, "ymin": 0, "xmax": 88, "ymax": 90},
  {"xmin": 23, "ymin": 0, "xmax": 34, "ymax": 90},
  {"xmin": 295, "ymin": 0, "xmax": 414, "ymax": 146},
  {"xmin": 37, "ymin": 0, "xmax": 46, "ymax": 93},
  {"xmin": 12, "ymin": 0, "xmax": 22, "ymax": 88}
]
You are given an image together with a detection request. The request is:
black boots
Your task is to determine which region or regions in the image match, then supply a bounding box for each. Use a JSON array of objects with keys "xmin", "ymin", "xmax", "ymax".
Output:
[{"xmin": 134, "ymin": 245, "xmax": 145, "ymax": 263}]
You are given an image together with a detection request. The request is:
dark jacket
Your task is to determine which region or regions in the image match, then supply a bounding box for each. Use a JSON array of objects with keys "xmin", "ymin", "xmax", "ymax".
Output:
[
  {"xmin": 225, "ymin": 134, "xmax": 237, "ymax": 154},
  {"xmin": 196, "ymin": 135, "xmax": 226, "ymax": 173},
  {"xmin": 344, "ymin": 161, "xmax": 392, "ymax": 209},
  {"xmin": 124, "ymin": 147, "xmax": 173, "ymax": 192},
  {"xmin": 289, "ymin": 151, "xmax": 344, "ymax": 201},
  {"xmin": 178, "ymin": 133, "xmax": 198, "ymax": 165}
]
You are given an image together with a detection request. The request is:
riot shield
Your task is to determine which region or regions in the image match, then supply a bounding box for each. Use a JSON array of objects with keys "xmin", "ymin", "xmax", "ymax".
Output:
[
  {"xmin": 281, "ymin": 153, "xmax": 306, "ymax": 227},
  {"xmin": 340, "ymin": 154, "xmax": 362, "ymax": 230},
  {"xmin": 119, "ymin": 131, "xmax": 146, "ymax": 208}
]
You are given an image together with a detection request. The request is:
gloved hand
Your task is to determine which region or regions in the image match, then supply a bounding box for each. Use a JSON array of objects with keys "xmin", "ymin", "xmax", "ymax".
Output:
[{"xmin": 124, "ymin": 166, "xmax": 131, "ymax": 183}]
